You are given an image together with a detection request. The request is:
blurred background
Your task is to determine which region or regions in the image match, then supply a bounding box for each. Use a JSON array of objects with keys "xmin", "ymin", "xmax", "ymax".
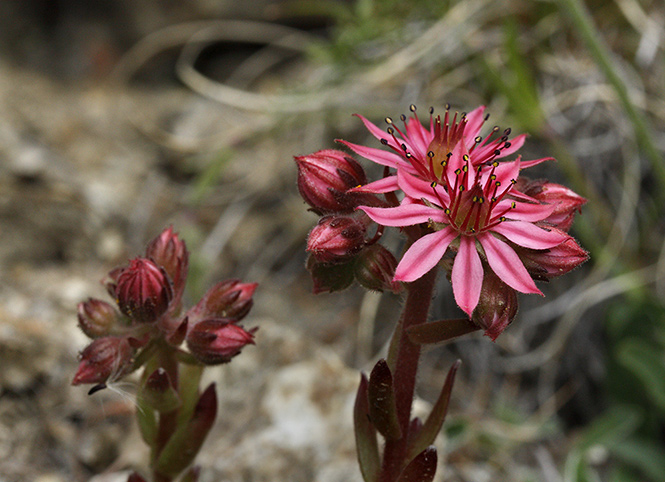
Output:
[{"xmin": 0, "ymin": 0, "xmax": 664, "ymax": 481}]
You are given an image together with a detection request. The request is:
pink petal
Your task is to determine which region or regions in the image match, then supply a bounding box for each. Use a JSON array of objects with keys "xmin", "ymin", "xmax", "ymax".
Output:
[
  {"xmin": 394, "ymin": 229, "xmax": 458, "ymax": 282},
  {"xmin": 498, "ymin": 200, "xmax": 556, "ymax": 222},
  {"xmin": 496, "ymin": 133, "xmax": 526, "ymax": 158},
  {"xmin": 337, "ymin": 140, "xmax": 405, "ymax": 169},
  {"xmin": 520, "ymin": 156, "xmax": 554, "ymax": 169},
  {"xmin": 397, "ymin": 170, "xmax": 448, "ymax": 206},
  {"xmin": 350, "ymin": 176, "xmax": 399, "ymax": 194},
  {"xmin": 404, "ymin": 117, "xmax": 432, "ymax": 157},
  {"xmin": 491, "ymin": 221, "xmax": 568, "ymax": 249},
  {"xmin": 354, "ymin": 114, "xmax": 416, "ymax": 155},
  {"xmin": 463, "ymin": 105, "xmax": 487, "ymax": 140},
  {"xmin": 451, "ymin": 235, "xmax": 483, "ymax": 315},
  {"xmin": 477, "ymin": 233, "xmax": 541, "ymax": 294},
  {"xmin": 359, "ymin": 204, "xmax": 443, "ymax": 227}
]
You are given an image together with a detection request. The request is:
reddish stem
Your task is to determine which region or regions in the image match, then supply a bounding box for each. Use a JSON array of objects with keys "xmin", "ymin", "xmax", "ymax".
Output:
[{"xmin": 379, "ymin": 266, "xmax": 438, "ymax": 482}]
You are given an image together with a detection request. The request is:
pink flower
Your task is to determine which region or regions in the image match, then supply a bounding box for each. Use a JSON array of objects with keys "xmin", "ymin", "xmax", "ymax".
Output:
[
  {"xmin": 338, "ymin": 104, "xmax": 549, "ymax": 194},
  {"xmin": 360, "ymin": 150, "xmax": 569, "ymax": 316}
]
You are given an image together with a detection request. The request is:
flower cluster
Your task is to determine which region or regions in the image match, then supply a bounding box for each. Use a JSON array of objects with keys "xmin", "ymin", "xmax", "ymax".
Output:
[
  {"xmin": 296, "ymin": 104, "xmax": 587, "ymax": 339},
  {"xmin": 73, "ymin": 226, "xmax": 258, "ymax": 386}
]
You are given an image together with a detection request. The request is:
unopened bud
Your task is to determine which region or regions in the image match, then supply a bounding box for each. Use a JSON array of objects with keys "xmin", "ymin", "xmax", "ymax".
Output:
[
  {"xmin": 306, "ymin": 254, "xmax": 355, "ymax": 294},
  {"xmin": 189, "ymin": 279, "xmax": 257, "ymax": 324},
  {"xmin": 354, "ymin": 244, "xmax": 402, "ymax": 293},
  {"xmin": 517, "ymin": 234, "xmax": 589, "ymax": 281},
  {"xmin": 77, "ymin": 298, "xmax": 120, "ymax": 338},
  {"xmin": 72, "ymin": 336, "xmax": 134, "ymax": 385},
  {"xmin": 307, "ymin": 215, "xmax": 367, "ymax": 263},
  {"xmin": 145, "ymin": 226, "xmax": 189, "ymax": 305},
  {"xmin": 295, "ymin": 149, "xmax": 368, "ymax": 214},
  {"xmin": 516, "ymin": 178, "xmax": 586, "ymax": 231},
  {"xmin": 186, "ymin": 319, "xmax": 255, "ymax": 365},
  {"xmin": 472, "ymin": 269, "xmax": 519, "ymax": 341},
  {"xmin": 115, "ymin": 258, "xmax": 173, "ymax": 323}
]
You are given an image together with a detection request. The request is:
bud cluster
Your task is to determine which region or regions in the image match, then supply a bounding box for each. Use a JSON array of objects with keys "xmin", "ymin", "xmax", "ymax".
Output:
[
  {"xmin": 294, "ymin": 149, "xmax": 401, "ymax": 294},
  {"xmin": 73, "ymin": 226, "xmax": 258, "ymax": 387}
]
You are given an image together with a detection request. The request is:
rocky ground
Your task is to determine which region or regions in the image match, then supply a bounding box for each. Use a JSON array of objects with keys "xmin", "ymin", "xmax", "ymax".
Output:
[{"xmin": 0, "ymin": 1, "xmax": 626, "ymax": 481}]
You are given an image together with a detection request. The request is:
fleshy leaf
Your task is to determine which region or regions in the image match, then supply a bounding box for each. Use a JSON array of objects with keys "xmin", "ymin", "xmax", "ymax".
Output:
[
  {"xmin": 396, "ymin": 446, "xmax": 437, "ymax": 482},
  {"xmin": 354, "ymin": 374, "xmax": 380, "ymax": 482},
  {"xmin": 155, "ymin": 384, "xmax": 218, "ymax": 478},
  {"xmin": 407, "ymin": 319, "xmax": 480, "ymax": 344},
  {"xmin": 406, "ymin": 361, "xmax": 459, "ymax": 460},
  {"xmin": 368, "ymin": 359, "xmax": 402, "ymax": 440}
]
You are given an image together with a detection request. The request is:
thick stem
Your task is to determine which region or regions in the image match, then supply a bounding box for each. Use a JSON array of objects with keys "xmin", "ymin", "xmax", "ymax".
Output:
[{"xmin": 379, "ymin": 266, "xmax": 438, "ymax": 482}]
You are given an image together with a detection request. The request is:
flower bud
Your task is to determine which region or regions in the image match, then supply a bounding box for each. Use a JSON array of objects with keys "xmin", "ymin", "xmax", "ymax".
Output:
[
  {"xmin": 295, "ymin": 149, "xmax": 368, "ymax": 214},
  {"xmin": 516, "ymin": 178, "xmax": 586, "ymax": 231},
  {"xmin": 472, "ymin": 269, "xmax": 519, "ymax": 341},
  {"xmin": 307, "ymin": 215, "xmax": 367, "ymax": 263},
  {"xmin": 306, "ymin": 254, "xmax": 355, "ymax": 294},
  {"xmin": 77, "ymin": 298, "xmax": 120, "ymax": 338},
  {"xmin": 188, "ymin": 279, "xmax": 257, "ymax": 324},
  {"xmin": 145, "ymin": 226, "xmax": 189, "ymax": 305},
  {"xmin": 517, "ymin": 235, "xmax": 589, "ymax": 281},
  {"xmin": 354, "ymin": 244, "xmax": 402, "ymax": 293},
  {"xmin": 115, "ymin": 257, "xmax": 173, "ymax": 323},
  {"xmin": 72, "ymin": 336, "xmax": 134, "ymax": 385},
  {"xmin": 186, "ymin": 319, "xmax": 255, "ymax": 365}
]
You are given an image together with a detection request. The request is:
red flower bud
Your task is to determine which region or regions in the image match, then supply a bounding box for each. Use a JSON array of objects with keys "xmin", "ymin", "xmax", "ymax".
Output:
[
  {"xmin": 517, "ymin": 234, "xmax": 589, "ymax": 281},
  {"xmin": 188, "ymin": 279, "xmax": 257, "ymax": 324},
  {"xmin": 295, "ymin": 149, "xmax": 368, "ymax": 214},
  {"xmin": 307, "ymin": 215, "xmax": 367, "ymax": 263},
  {"xmin": 72, "ymin": 336, "xmax": 134, "ymax": 385},
  {"xmin": 354, "ymin": 244, "xmax": 402, "ymax": 293},
  {"xmin": 186, "ymin": 319, "xmax": 255, "ymax": 365},
  {"xmin": 472, "ymin": 269, "xmax": 519, "ymax": 341},
  {"xmin": 115, "ymin": 258, "xmax": 173, "ymax": 323},
  {"xmin": 306, "ymin": 254, "xmax": 355, "ymax": 294},
  {"xmin": 145, "ymin": 226, "xmax": 189, "ymax": 305},
  {"xmin": 77, "ymin": 298, "xmax": 120, "ymax": 338},
  {"xmin": 516, "ymin": 178, "xmax": 587, "ymax": 231}
]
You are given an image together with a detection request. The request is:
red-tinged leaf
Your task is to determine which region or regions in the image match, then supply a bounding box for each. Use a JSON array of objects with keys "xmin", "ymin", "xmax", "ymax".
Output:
[
  {"xmin": 127, "ymin": 472, "xmax": 147, "ymax": 482},
  {"xmin": 396, "ymin": 446, "xmax": 437, "ymax": 482},
  {"xmin": 354, "ymin": 374, "xmax": 380, "ymax": 482},
  {"xmin": 155, "ymin": 384, "xmax": 218, "ymax": 478},
  {"xmin": 139, "ymin": 368, "xmax": 181, "ymax": 413},
  {"xmin": 407, "ymin": 319, "xmax": 480, "ymax": 344},
  {"xmin": 407, "ymin": 361, "xmax": 460, "ymax": 461},
  {"xmin": 368, "ymin": 359, "xmax": 402, "ymax": 440}
]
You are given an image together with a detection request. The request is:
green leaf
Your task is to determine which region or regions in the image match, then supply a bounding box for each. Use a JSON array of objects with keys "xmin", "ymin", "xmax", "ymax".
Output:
[
  {"xmin": 354, "ymin": 374, "xmax": 380, "ymax": 482},
  {"xmin": 575, "ymin": 405, "xmax": 641, "ymax": 451},
  {"xmin": 611, "ymin": 438, "xmax": 665, "ymax": 482},
  {"xmin": 368, "ymin": 359, "xmax": 402, "ymax": 440},
  {"xmin": 406, "ymin": 360, "xmax": 459, "ymax": 460},
  {"xmin": 617, "ymin": 339, "xmax": 665, "ymax": 410}
]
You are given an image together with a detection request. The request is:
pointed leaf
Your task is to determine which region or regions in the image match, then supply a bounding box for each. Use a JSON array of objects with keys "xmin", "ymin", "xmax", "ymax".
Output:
[
  {"xmin": 368, "ymin": 359, "xmax": 402, "ymax": 440},
  {"xmin": 155, "ymin": 384, "xmax": 218, "ymax": 478},
  {"xmin": 407, "ymin": 361, "xmax": 460, "ymax": 461},
  {"xmin": 139, "ymin": 368, "xmax": 181, "ymax": 413},
  {"xmin": 396, "ymin": 446, "xmax": 437, "ymax": 482},
  {"xmin": 407, "ymin": 319, "xmax": 480, "ymax": 344},
  {"xmin": 354, "ymin": 374, "xmax": 380, "ymax": 482}
]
